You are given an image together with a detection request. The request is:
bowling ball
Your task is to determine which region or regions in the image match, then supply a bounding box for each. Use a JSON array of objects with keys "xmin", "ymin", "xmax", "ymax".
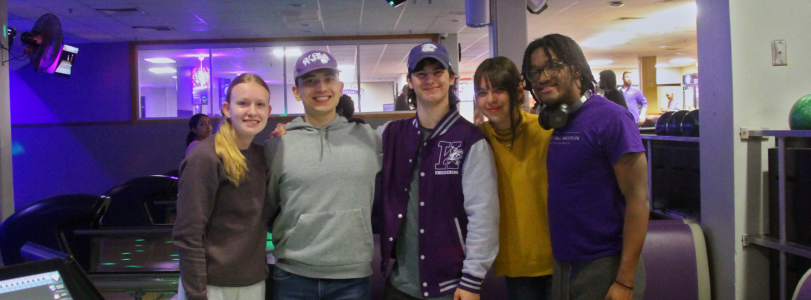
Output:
[
  {"xmin": 667, "ymin": 110, "xmax": 689, "ymax": 136},
  {"xmin": 656, "ymin": 111, "xmax": 674, "ymax": 135},
  {"xmin": 681, "ymin": 109, "xmax": 699, "ymax": 137},
  {"xmin": 789, "ymin": 94, "xmax": 811, "ymax": 130}
]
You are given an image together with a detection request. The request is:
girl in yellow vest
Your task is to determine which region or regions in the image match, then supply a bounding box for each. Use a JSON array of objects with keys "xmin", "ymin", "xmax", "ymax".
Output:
[{"xmin": 474, "ymin": 57, "xmax": 554, "ymax": 300}]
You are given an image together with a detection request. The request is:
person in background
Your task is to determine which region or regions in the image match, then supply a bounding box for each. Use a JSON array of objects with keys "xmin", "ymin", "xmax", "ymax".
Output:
[
  {"xmin": 474, "ymin": 56, "xmax": 554, "ymax": 300},
  {"xmin": 265, "ymin": 50, "xmax": 380, "ymax": 300},
  {"xmin": 394, "ymin": 84, "xmax": 412, "ymax": 111},
  {"xmin": 621, "ymin": 71, "xmax": 648, "ymax": 125},
  {"xmin": 173, "ymin": 73, "xmax": 272, "ymax": 300},
  {"xmin": 377, "ymin": 42, "xmax": 499, "ymax": 300},
  {"xmin": 523, "ymin": 34, "xmax": 649, "ymax": 300},
  {"xmin": 599, "ymin": 70, "xmax": 628, "ymax": 110},
  {"xmin": 337, "ymin": 94, "xmax": 366, "ymax": 124},
  {"xmin": 665, "ymin": 93, "xmax": 681, "ymax": 111},
  {"xmin": 185, "ymin": 114, "xmax": 213, "ymax": 157}
]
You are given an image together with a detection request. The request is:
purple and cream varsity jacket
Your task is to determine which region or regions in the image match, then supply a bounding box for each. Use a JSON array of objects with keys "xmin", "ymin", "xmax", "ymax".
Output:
[{"xmin": 378, "ymin": 109, "xmax": 499, "ymax": 297}]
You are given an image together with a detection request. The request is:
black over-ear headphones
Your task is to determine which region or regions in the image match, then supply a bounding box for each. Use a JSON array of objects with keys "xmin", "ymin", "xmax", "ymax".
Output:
[{"xmin": 522, "ymin": 72, "xmax": 584, "ymax": 130}]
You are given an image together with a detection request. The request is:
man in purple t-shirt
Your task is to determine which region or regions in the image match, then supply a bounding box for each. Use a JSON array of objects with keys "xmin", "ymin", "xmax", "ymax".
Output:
[
  {"xmin": 621, "ymin": 71, "xmax": 648, "ymax": 125},
  {"xmin": 521, "ymin": 34, "xmax": 650, "ymax": 300}
]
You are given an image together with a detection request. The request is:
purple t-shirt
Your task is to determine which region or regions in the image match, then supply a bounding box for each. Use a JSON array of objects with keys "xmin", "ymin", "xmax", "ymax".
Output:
[{"xmin": 547, "ymin": 95, "xmax": 645, "ymax": 262}]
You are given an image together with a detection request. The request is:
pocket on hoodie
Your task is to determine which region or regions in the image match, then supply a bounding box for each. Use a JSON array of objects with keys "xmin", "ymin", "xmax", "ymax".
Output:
[{"xmin": 282, "ymin": 208, "xmax": 373, "ymax": 267}]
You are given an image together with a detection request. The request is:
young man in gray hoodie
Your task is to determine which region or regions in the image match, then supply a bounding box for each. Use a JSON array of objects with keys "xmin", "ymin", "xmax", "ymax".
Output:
[{"xmin": 264, "ymin": 50, "xmax": 381, "ymax": 299}]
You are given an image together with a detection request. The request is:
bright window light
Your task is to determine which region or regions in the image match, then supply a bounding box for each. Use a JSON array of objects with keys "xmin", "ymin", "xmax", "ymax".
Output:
[
  {"xmin": 149, "ymin": 67, "xmax": 177, "ymax": 74},
  {"xmin": 581, "ymin": 32, "xmax": 634, "ymax": 48},
  {"xmin": 626, "ymin": 3, "xmax": 697, "ymax": 34},
  {"xmin": 669, "ymin": 58, "xmax": 696, "ymax": 65},
  {"xmin": 273, "ymin": 49, "xmax": 303, "ymax": 57},
  {"xmin": 145, "ymin": 58, "xmax": 176, "ymax": 64},
  {"xmin": 589, "ymin": 60, "xmax": 613, "ymax": 66}
]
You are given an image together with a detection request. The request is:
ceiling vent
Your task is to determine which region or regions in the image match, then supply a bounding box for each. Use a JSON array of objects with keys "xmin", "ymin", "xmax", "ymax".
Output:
[
  {"xmin": 612, "ymin": 17, "xmax": 643, "ymax": 21},
  {"xmin": 280, "ymin": 10, "xmax": 322, "ymax": 23},
  {"xmin": 132, "ymin": 26, "xmax": 174, "ymax": 31},
  {"xmin": 96, "ymin": 8, "xmax": 144, "ymax": 15}
]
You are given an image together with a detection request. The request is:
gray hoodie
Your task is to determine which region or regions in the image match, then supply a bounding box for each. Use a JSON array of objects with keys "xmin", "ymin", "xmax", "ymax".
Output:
[{"xmin": 264, "ymin": 115, "xmax": 382, "ymax": 279}]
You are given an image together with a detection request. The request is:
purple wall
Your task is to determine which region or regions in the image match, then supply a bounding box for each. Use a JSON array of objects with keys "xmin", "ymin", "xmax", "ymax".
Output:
[
  {"xmin": 11, "ymin": 122, "xmax": 188, "ymax": 208},
  {"xmin": 8, "ymin": 42, "xmax": 185, "ymax": 208},
  {"xmin": 10, "ymin": 43, "xmax": 132, "ymax": 125}
]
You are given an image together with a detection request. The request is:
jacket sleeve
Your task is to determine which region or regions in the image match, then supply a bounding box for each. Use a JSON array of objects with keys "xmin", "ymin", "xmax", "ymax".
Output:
[
  {"xmin": 172, "ymin": 151, "xmax": 221, "ymax": 300},
  {"xmin": 458, "ymin": 139, "xmax": 500, "ymax": 293}
]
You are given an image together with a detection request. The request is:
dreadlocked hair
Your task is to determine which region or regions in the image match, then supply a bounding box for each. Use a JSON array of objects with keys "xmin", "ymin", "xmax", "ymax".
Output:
[
  {"xmin": 474, "ymin": 56, "xmax": 524, "ymax": 144},
  {"xmin": 406, "ymin": 58, "xmax": 460, "ymax": 110},
  {"xmin": 215, "ymin": 73, "xmax": 270, "ymax": 186},
  {"xmin": 522, "ymin": 34, "xmax": 596, "ymax": 96}
]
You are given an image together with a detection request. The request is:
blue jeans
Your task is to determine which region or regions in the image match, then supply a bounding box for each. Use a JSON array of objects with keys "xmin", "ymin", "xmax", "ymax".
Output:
[
  {"xmin": 505, "ymin": 275, "xmax": 552, "ymax": 300},
  {"xmin": 272, "ymin": 267, "xmax": 371, "ymax": 300}
]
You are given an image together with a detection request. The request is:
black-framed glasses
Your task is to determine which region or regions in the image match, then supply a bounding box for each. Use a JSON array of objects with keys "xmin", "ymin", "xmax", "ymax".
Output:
[{"xmin": 526, "ymin": 61, "xmax": 564, "ymax": 81}]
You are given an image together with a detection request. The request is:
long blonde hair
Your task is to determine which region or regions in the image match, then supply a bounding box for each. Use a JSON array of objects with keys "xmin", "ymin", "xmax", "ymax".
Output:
[{"xmin": 215, "ymin": 74, "xmax": 270, "ymax": 186}]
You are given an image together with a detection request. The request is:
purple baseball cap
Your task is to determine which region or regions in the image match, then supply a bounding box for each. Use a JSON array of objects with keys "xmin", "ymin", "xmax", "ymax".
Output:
[
  {"xmin": 294, "ymin": 50, "xmax": 340, "ymax": 78},
  {"xmin": 407, "ymin": 42, "xmax": 451, "ymax": 71}
]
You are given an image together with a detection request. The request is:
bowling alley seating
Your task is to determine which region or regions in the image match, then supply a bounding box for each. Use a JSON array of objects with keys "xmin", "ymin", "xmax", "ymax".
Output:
[
  {"xmin": 101, "ymin": 175, "xmax": 178, "ymax": 226},
  {"xmin": 794, "ymin": 268, "xmax": 811, "ymax": 300},
  {"xmin": 0, "ymin": 194, "xmax": 110, "ymax": 271},
  {"xmin": 642, "ymin": 219, "xmax": 711, "ymax": 300}
]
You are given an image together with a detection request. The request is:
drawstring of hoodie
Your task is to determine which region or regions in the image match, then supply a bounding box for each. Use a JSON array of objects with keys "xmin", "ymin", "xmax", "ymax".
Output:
[{"xmin": 318, "ymin": 127, "xmax": 332, "ymax": 161}]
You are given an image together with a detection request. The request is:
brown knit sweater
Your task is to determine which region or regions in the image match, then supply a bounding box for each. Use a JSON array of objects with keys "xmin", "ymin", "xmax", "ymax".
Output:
[{"xmin": 172, "ymin": 137, "xmax": 270, "ymax": 300}]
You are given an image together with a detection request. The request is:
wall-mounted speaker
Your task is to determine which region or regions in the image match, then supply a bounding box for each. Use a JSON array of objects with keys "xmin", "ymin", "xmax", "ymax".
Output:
[{"xmin": 465, "ymin": 0, "xmax": 489, "ymax": 28}]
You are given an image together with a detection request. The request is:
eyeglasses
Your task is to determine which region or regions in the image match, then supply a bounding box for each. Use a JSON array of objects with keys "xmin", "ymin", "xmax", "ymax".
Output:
[{"xmin": 525, "ymin": 61, "xmax": 564, "ymax": 82}]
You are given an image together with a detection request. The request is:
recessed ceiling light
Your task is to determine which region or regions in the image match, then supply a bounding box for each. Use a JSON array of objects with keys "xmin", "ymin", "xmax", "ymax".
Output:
[
  {"xmin": 609, "ymin": 1, "xmax": 624, "ymax": 8},
  {"xmin": 659, "ymin": 45, "xmax": 669, "ymax": 48},
  {"xmin": 149, "ymin": 67, "xmax": 177, "ymax": 74},
  {"xmin": 589, "ymin": 59, "xmax": 613, "ymax": 66},
  {"xmin": 288, "ymin": 4, "xmax": 304, "ymax": 8},
  {"xmin": 676, "ymin": 52, "xmax": 685, "ymax": 54},
  {"xmin": 669, "ymin": 58, "xmax": 696, "ymax": 65},
  {"xmin": 145, "ymin": 58, "xmax": 176, "ymax": 64}
]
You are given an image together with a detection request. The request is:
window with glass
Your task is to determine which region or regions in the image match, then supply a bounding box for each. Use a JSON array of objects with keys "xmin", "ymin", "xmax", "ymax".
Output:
[{"xmin": 134, "ymin": 36, "xmax": 433, "ymax": 120}]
